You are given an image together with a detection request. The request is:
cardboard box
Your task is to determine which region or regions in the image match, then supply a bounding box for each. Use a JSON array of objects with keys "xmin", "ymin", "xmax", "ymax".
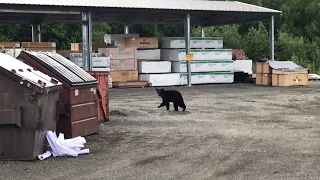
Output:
[
  {"xmin": 160, "ymin": 37, "xmax": 223, "ymax": 49},
  {"xmin": 21, "ymin": 42, "xmax": 56, "ymax": 48},
  {"xmin": 98, "ymin": 47, "xmax": 137, "ymax": 59},
  {"xmin": 110, "ymin": 70, "xmax": 138, "ymax": 82},
  {"xmin": 161, "ymin": 49, "xmax": 232, "ymax": 61},
  {"xmin": 272, "ymin": 70, "xmax": 308, "ymax": 87},
  {"xmin": 136, "ymin": 49, "xmax": 161, "ymax": 60},
  {"xmin": 110, "ymin": 59, "xmax": 137, "ymax": 71},
  {"xmin": 172, "ymin": 60, "xmax": 234, "ymax": 73},
  {"xmin": 138, "ymin": 61, "xmax": 171, "ymax": 74},
  {"xmin": 256, "ymin": 73, "xmax": 272, "ymax": 86},
  {"xmin": 180, "ymin": 72, "xmax": 234, "ymax": 85},
  {"xmin": 256, "ymin": 62, "xmax": 271, "ymax": 74},
  {"xmin": 121, "ymin": 37, "xmax": 158, "ymax": 49},
  {"xmin": 0, "ymin": 42, "xmax": 20, "ymax": 48},
  {"xmin": 139, "ymin": 73, "xmax": 181, "ymax": 87}
]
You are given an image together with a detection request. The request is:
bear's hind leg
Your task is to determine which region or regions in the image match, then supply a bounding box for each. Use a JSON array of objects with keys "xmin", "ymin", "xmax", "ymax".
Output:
[{"xmin": 173, "ymin": 102, "xmax": 179, "ymax": 111}]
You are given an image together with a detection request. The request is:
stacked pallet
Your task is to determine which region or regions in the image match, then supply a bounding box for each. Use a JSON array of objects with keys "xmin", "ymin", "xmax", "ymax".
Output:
[
  {"xmin": 160, "ymin": 37, "xmax": 235, "ymax": 85},
  {"xmin": 70, "ymin": 42, "xmax": 115, "ymax": 52},
  {"xmin": 0, "ymin": 42, "xmax": 56, "ymax": 58},
  {"xmin": 256, "ymin": 61, "xmax": 308, "ymax": 87},
  {"xmin": 109, "ymin": 37, "xmax": 180, "ymax": 87},
  {"xmin": 136, "ymin": 46, "xmax": 180, "ymax": 87},
  {"xmin": 98, "ymin": 47, "xmax": 148, "ymax": 88},
  {"xmin": 69, "ymin": 52, "xmax": 110, "ymax": 72},
  {"xmin": 21, "ymin": 42, "xmax": 56, "ymax": 52}
]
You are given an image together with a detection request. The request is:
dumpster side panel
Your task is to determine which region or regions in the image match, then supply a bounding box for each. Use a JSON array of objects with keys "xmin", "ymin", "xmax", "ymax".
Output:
[
  {"xmin": 32, "ymin": 90, "xmax": 59, "ymax": 158},
  {"xmin": 0, "ymin": 73, "xmax": 58, "ymax": 160},
  {"xmin": 69, "ymin": 87, "xmax": 99, "ymax": 137},
  {"xmin": 0, "ymin": 73, "xmax": 36, "ymax": 160}
]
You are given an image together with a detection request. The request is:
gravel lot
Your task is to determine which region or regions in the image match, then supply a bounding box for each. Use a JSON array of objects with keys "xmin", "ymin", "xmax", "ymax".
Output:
[{"xmin": 1, "ymin": 82, "xmax": 320, "ymax": 180}]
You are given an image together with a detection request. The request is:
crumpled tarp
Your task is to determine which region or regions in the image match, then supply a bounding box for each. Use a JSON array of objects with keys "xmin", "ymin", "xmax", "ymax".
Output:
[{"xmin": 38, "ymin": 131, "xmax": 90, "ymax": 160}]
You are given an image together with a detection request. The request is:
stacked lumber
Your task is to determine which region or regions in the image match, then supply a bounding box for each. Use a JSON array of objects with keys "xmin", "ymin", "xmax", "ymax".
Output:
[
  {"xmin": 98, "ymin": 47, "xmax": 148, "ymax": 88},
  {"xmin": 0, "ymin": 41, "xmax": 56, "ymax": 58},
  {"xmin": 160, "ymin": 37, "xmax": 234, "ymax": 85}
]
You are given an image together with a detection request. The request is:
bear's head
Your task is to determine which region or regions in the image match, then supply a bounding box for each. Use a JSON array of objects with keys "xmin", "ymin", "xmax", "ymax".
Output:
[{"xmin": 156, "ymin": 88, "xmax": 165, "ymax": 96}]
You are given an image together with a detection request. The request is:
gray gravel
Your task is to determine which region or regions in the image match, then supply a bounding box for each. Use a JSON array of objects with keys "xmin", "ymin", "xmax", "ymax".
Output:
[{"xmin": 1, "ymin": 82, "xmax": 320, "ymax": 180}]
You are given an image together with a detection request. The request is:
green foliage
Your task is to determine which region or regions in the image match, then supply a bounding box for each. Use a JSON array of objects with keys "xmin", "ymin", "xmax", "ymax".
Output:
[
  {"xmin": 243, "ymin": 23, "xmax": 269, "ymax": 60},
  {"xmin": 192, "ymin": 25, "xmax": 243, "ymax": 49},
  {"xmin": 0, "ymin": 0, "xmax": 319, "ymax": 73}
]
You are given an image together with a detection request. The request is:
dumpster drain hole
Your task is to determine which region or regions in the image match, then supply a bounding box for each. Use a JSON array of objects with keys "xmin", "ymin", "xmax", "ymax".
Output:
[
  {"xmin": 27, "ymin": 68, "xmax": 32, "ymax": 72},
  {"xmin": 18, "ymin": 69, "xmax": 23, "ymax": 72},
  {"xmin": 11, "ymin": 69, "xmax": 16, "ymax": 73}
]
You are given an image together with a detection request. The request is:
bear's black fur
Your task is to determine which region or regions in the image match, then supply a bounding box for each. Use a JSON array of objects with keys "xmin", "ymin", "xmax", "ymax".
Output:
[{"xmin": 156, "ymin": 88, "xmax": 186, "ymax": 111}]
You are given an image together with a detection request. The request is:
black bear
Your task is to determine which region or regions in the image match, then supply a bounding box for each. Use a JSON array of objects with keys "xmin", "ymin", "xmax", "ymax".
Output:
[{"xmin": 156, "ymin": 88, "xmax": 186, "ymax": 111}]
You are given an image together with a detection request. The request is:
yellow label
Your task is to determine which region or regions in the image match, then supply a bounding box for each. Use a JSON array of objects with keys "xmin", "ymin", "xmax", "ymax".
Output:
[{"xmin": 185, "ymin": 54, "xmax": 194, "ymax": 61}]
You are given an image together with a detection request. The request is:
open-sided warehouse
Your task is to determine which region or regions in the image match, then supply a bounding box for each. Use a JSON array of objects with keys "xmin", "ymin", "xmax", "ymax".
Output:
[{"xmin": 0, "ymin": 0, "xmax": 281, "ymax": 86}]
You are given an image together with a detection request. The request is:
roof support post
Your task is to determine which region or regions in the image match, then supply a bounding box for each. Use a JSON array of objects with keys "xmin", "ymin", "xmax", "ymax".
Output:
[
  {"xmin": 201, "ymin": 25, "xmax": 205, "ymax": 49},
  {"xmin": 81, "ymin": 11, "xmax": 93, "ymax": 71},
  {"xmin": 31, "ymin": 24, "xmax": 41, "ymax": 42},
  {"xmin": 124, "ymin": 25, "xmax": 129, "ymax": 34},
  {"xmin": 184, "ymin": 13, "xmax": 191, "ymax": 86},
  {"xmin": 201, "ymin": 25, "xmax": 205, "ymax": 38},
  {"xmin": 269, "ymin": 15, "xmax": 275, "ymax": 60}
]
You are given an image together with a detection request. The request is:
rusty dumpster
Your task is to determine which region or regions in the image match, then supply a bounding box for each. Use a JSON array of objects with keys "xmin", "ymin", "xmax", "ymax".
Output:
[
  {"xmin": 17, "ymin": 51, "xmax": 99, "ymax": 138},
  {"xmin": 0, "ymin": 52, "xmax": 62, "ymax": 160},
  {"xmin": 87, "ymin": 71, "xmax": 110, "ymax": 122}
]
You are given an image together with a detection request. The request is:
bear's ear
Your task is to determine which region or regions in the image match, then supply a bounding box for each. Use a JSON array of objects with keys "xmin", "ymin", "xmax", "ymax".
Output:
[{"xmin": 156, "ymin": 88, "xmax": 159, "ymax": 92}]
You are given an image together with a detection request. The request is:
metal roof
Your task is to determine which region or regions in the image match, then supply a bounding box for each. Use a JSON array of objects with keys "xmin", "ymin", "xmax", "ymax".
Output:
[
  {"xmin": 0, "ymin": 0, "xmax": 281, "ymax": 26},
  {"xmin": 0, "ymin": 0, "xmax": 281, "ymax": 13}
]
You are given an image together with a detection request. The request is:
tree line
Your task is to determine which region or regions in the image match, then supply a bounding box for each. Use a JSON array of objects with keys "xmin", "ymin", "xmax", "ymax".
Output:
[{"xmin": 0, "ymin": 0, "xmax": 319, "ymax": 73}]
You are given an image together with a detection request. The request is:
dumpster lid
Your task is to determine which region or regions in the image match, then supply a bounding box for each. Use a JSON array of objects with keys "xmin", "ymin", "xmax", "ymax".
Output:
[
  {"xmin": 43, "ymin": 52, "xmax": 97, "ymax": 82},
  {"xmin": 22, "ymin": 51, "xmax": 97, "ymax": 86},
  {"xmin": 0, "ymin": 52, "xmax": 62, "ymax": 92}
]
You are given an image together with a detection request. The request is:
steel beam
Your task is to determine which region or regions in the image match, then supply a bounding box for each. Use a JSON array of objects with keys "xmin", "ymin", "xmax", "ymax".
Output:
[
  {"xmin": 269, "ymin": 15, "xmax": 275, "ymax": 60},
  {"xmin": 184, "ymin": 14, "xmax": 191, "ymax": 86},
  {"xmin": 201, "ymin": 25, "xmax": 205, "ymax": 38},
  {"xmin": 0, "ymin": 9, "xmax": 80, "ymax": 14},
  {"xmin": 124, "ymin": 24, "xmax": 129, "ymax": 34},
  {"xmin": 81, "ymin": 11, "xmax": 92, "ymax": 71},
  {"xmin": 31, "ymin": 24, "xmax": 41, "ymax": 42},
  {"xmin": 201, "ymin": 25, "xmax": 205, "ymax": 50}
]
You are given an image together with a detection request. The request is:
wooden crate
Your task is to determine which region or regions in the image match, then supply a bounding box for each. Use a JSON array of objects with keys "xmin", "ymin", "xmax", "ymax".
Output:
[
  {"xmin": 110, "ymin": 70, "xmax": 138, "ymax": 82},
  {"xmin": 21, "ymin": 42, "xmax": 56, "ymax": 48},
  {"xmin": 121, "ymin": 37, "xmax": 158, "ymax": 49},
  {"xmin": 23, "ymin": 47, "xmax": 56, "ymax": 52},
  {"xmin": 272, "ymin": 70, "xmax": 308, "ymax": 87},
  {"xmin": 256, "ymin": 73, "xmax": 272, "ymax": 86},
  {"xmin": 0, "ymin": 42, "xmax": 20, "ymax": 48}
]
